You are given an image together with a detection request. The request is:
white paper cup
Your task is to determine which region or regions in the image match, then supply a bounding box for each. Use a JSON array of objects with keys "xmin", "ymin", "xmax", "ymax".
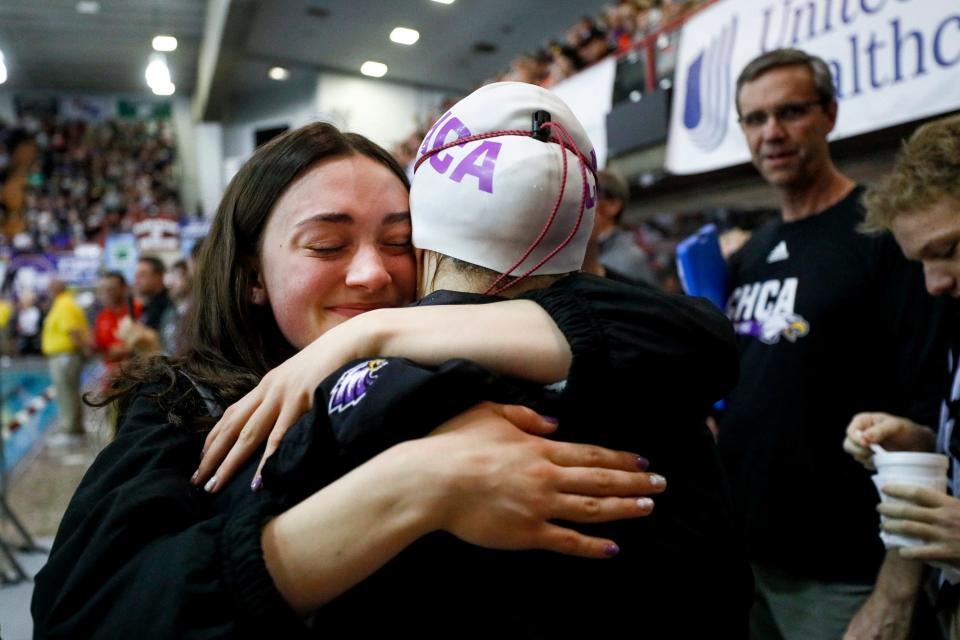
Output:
[{"xmin": 872, "ymin": 451, "xmax": 949, "ymax": 549}]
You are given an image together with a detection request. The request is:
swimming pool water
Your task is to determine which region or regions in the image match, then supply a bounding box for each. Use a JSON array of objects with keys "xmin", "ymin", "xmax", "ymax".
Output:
[{"xmin": 1, "ymin": 367, "xmax": 56, "ymax": 475}]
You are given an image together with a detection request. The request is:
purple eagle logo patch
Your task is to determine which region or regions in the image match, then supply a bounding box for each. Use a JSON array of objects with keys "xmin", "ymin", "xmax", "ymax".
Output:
[{"xmin": 328, "ymin": 359, "xmax": 389, "ymax": 414}]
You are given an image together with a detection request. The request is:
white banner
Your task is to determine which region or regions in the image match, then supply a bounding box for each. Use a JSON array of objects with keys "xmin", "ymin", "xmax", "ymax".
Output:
[
  {"xmin": 104, "ymin": 233, "xmax": 139, "ymax": 283},
  {"xmin": 666, "ymin": 0, "xmax": 960, "ymax": 175},
  {"xmin": 551, "ymin": 56, "xmax": 617, "ymax": 169}
]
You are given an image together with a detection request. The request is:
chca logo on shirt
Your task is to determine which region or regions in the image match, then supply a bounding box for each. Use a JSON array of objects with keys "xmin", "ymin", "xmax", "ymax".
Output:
[
  {"xmin": 726, "ymin": 277, "xmax": 810, "ymax": 345},
  {"xmin": 419, "ymin": 111, "xmax": 502, "ymax": 194}
]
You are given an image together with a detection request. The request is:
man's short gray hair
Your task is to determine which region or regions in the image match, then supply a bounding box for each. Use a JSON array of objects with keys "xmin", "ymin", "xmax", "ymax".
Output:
[{"xmin": 735, "ymin": 48, "xmax": 836, "ymax": 116}]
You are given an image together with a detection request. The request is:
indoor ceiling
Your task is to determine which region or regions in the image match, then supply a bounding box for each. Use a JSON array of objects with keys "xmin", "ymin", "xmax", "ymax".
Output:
[
  {"xmin": 0, "ymin": 0, "xmax": 609, "ymax": 105},
  {"xmin": 0, "ymin": 0, "xmax": 205, "ymax": 94}
]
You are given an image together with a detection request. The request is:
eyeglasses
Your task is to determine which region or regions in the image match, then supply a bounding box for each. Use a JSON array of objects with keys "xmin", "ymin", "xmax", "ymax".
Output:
[{"xmin": 738, "ymin": 100, "xmax": 825, "ymax": 129}]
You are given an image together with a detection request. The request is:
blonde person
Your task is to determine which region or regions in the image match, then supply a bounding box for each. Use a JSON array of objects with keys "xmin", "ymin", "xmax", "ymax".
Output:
[{"xmin": 844, "ymin": 114, "xmax": 960, "ymax": 640}]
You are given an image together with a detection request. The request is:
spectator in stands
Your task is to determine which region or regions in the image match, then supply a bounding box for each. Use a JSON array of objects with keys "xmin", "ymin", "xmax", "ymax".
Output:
[
  {"xmin": 542, "ymin": 44, "xmax": 580, "ymax": 88},
  {"xmin": 576, "ymin": 25, "xmax": 612, "ymax": 67},
  {"xmin": 565, "ymin": 16, "xmax": 598, "ymax": 48},
  {"xmin": 166, "ymin": 259, "xmax": 191, "ymax": 316},
  {"xmin": 14, "ymin": 290, "xmax": 43, "ymax": 355},
  {"xmin": 501, "ymin": 54, "xmax": 550, "ymax": 86},
  {"xmin": 0, "ymin": 294, "xmax": 13, "ymax": 355},
  {"xmin": 41, "ymin": 278, "xmax": 89, "ymax": 436},
  {"xmin": 603, "ymin": 2, "xmax": 641, "ymax": 54},
  {"xmin": 843, "ymin": 113, "xmax": 960, "ymax": 639},
  {"xmin": 92, "ymin": 271, "xmax": 141, "ymax": 371},
  {"xmin": 1, "ymin": 129, "xmax": 36, "ymax": 238},
  {"xmin": 582, "ymin": 169, "xmax": 656, "ymax": 285},
  {"xmin": 133, "ymin": 255, "xmax": 177, "ymax": 353},
  {"xmin": 717, "ymin": 48, "xmax": 949, "ymax": 639}
]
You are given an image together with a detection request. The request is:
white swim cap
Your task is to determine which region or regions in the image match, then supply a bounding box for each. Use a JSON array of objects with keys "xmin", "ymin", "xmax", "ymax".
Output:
[{"xmin": 410, "ymin": 82, "xmax": 597, "ymax": 280}]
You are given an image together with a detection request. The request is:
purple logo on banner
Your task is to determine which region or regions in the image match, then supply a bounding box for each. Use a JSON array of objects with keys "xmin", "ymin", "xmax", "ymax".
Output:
[{"xmin": 682, "ymin": 16, "xmax": 737, "ymax": 152}]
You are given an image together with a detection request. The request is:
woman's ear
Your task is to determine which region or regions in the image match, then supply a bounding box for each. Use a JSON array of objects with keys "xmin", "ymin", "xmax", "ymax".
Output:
[{"xmin": 246, "ymin": 258, "xmax": 269, "ymax": 306}]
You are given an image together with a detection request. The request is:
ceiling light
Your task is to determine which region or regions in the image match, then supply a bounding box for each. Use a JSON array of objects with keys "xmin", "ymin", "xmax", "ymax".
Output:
[
  {"xmin": 390, "ymin": 27, "xmax": 420, "ymax": 45},
  {"xmin": 431, "ymin": 0, "xmax": 455, "ymax": 4},
  {"xmin": 152, "ymin": 82, "xmax": 175, "ymax": 96},
  {"xmin": 145, "ymin": 53, "xmax": 172, "ymax": 89},
  {"xmin": 268, "ymin": 66, "xmax": 290, "ymax": 81},
  {"xmin": 152, "ymin": 35, "xmax": 178, "ymax": 52},
  {"xmin": 360, "ymin": 61, "xmax": 388, "ymax": 78},
  {"xmin": 0, "ymin": 60, "xmax": 7, "ymax": 85},
  {"xmin": 76, "ymin": 1, "xmax": 100, "ymax": 14}
]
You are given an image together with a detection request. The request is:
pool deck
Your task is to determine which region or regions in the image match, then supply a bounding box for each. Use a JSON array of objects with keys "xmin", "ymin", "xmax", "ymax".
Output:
[{"xmin": 0, "ymin": 358, "xmax": 106, "ymax": 639}]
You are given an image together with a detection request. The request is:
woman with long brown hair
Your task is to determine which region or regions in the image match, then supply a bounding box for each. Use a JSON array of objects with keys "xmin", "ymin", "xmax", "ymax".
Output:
[{"xmin": 32, "ymin": 122, "xmax": 670, "ymax": 638}]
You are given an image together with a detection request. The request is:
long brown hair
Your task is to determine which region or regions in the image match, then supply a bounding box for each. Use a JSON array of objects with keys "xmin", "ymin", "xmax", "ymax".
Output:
[{"xmin": 97, "ymin": 123, "xmax": 409, "ymax": 423}]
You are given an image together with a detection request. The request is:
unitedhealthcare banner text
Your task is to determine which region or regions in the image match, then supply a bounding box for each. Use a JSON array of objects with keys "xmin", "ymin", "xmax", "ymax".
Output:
[{"xmin": 666, "ymin": 0, "xmax": 960, "ymax": 175}]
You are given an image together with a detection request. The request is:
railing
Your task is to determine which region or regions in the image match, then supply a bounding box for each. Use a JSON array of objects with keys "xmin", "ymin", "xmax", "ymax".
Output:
[
  {"xmin": 628, "ymin": 0, "xmax": 721, "ymax": 95},
  {"xmin": 0, "ymin": 357, "xmax": 51, "ymax": 585}
]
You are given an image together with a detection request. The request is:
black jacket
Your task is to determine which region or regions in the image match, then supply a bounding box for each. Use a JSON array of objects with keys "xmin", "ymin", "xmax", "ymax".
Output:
[{"xmin": 33, "ymin": 274, "xmax": 748, "ymax": 639}]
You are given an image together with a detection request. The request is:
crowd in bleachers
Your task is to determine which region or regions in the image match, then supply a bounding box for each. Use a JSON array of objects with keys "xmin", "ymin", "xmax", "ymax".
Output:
[
  {"xmin": 499, "ymin": 0, "xmax": 704, "ymax": 88},
  {"xmin": 0, "ymin": 116, "xmax": 184, "ymax": 359},
  {"xmin": 0, "ymin": 117, "xmax": 181, "ymax": 252},
  {"xmin": 391, "ymin": 0, "xmax": 714, "ymax": 291},
  {"xmin": 392, "ymin": 0, "xmax": 710, "ymax": 165}
]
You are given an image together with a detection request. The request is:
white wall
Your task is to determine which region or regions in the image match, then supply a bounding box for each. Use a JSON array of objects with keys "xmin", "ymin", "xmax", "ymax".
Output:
[
  {"xmin": 221, "ymin": 78, "xmax": 319, "ymax": 160},
  {"xmin": 194, "ymin": 122, "xmax": 223, "ymax": 219},
  {"xmin": 208, "ymin": 72, "xmax": 448, "ymax": 209},
  {"xmin": 315, "ymin": 73, "xmax": 446, "ymax": 150},
  {"xmin": 172, "ymin": 95, "xmax": 200, "ymax": 216}
]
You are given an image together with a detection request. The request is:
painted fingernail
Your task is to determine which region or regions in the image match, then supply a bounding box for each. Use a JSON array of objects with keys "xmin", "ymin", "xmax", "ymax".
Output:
[
  {"xmin": 543, "ymin": 416, "xmax": 559, "ymax": 425},
  {"xmin": 250, "ymin": 475, "xmax": 263, "ymax": 492},
  {"xmin": 637, "ymin": 497, "xmax": 654, "ymax": 510},
  {"xmin": 649, "ymin": 474, "xmax": 666, "ymax": 488},
  {"xmin": 190, "ymin": 470, "xmax": 200, "ymax": 485},
  {"xmin": 204, "ymin": 475, "xmax": 219, "ymax": 493},
  {"xmin": 636, "ymin": 456, "xmax": 649, "ymax": 470},
  {"xmin": 603, "ymin": 542, "xmax": 620, "ymax": 557}
]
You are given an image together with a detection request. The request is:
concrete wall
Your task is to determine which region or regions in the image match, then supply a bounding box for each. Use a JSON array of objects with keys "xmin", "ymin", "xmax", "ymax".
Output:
[
  {"xmin": 194, "ymin": 122, "xmax": 223, "ymax": 219},
  {"xmin": 171, "ymin": 95, "xmax": 200, "ymax": 216},
  {"xmin": 0, "ymin": 89, "xmax": 15, "ymax": 123}
]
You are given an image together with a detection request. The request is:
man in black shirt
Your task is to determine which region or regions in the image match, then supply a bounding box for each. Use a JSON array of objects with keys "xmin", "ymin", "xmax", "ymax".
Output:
[{"xmin": 717, "ymin": 48, "xmax": 948, "ymax": 639}]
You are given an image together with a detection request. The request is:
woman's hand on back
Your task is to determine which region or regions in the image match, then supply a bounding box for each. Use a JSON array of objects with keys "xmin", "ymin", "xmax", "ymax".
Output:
[
  {"xmin": 420, "ymin": 402, "xmax": 663, "ymax": 557},
  {"xmin": 263, "ymin": 401, "xmax": 664, "ymax": 612}
]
